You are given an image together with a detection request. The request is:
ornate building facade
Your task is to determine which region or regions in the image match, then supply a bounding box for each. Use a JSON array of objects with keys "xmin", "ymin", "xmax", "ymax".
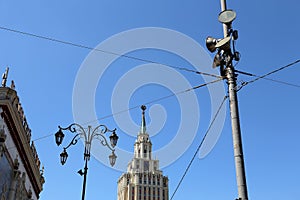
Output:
[
  {"xmin": 117, "ymin": 106, "xmax": 169, "ymax": 200},
  {"xmin": 0, "ymin": 68, "xmax": 45, "ymax": 200}
]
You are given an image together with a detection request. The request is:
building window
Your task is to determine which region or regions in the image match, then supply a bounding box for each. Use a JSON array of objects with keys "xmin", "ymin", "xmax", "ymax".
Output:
[
  {"xmin": 139, "ymin": 186, "xmax": 142, "ymax": 200},
  {"xmin": 144, "ymin": 186, "xmax": 147, "ymax": 200},
  {"xmin": 152, "ymin": 175, "xmax": 156, "ymax": 185},
  {"xmin": 163, "ymin": 178, "xmax": 167, "ymax": 187},
  {"xmin": 144, "ymin": 161, "xmax": 149, "ymax": 171},
  {"xmin": 127, "ymin": 178, "xmax": 130, "ymax": 185},
  {"xmin": 144, "ymin": 174, "xmax": 147, "ymax": 184},
  {"xmin": 0, "ymin": 155, "xmax": 12, "ymax": 200},
  {"xmin": 136, "ymin": 160, "xmax": 140, "ymax": 170},
  {"xmin": 153, "ymin": 189, "xmax": 156, "ymax": 200},
  {"xmin": 144, "ymin": 146, "xmax": 147, "ymax": 154},
  {"xmin": 132, "ymin": 187, "xmax": 135, "ymax": 200},
  {"xmin": 157, "ymin": 188, "xmax": 160, "ymax": 200}
]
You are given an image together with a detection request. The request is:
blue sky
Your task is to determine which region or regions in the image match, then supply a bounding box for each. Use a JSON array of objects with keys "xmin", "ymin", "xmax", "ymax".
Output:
[{"xmin": 0, "ymin": 0, "xmax": 299, "ymax": 199}]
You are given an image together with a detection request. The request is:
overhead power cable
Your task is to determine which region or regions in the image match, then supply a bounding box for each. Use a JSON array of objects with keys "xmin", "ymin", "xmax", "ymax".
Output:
[
  {"xmin": 236, "ymin": 70, "xmax": 300, "ymax": 88},
  {"xmin": 81, "ymin": 78, "xmax": 223, "ymax": 125},
  {"xmin": 0, "ymin": 26, "xmax": 221, "ymax": 79},
  {"xmin": 170, "ymin": 95, "xmax": 228, "ymax": 200},
  {"xmin": 236, "ymin": 59, "xmax": 300, "ymax": 90},
  {"xmin": 5, "ymin": 78, "xmax": 223, "ymax": 150}
]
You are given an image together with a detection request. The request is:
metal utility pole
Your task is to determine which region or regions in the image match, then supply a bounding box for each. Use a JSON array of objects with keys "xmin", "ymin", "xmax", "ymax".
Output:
[
  {"xmin": 220, "ymin": 0, "xmax": 249, "ymax": 199},
  {"xmin": 206, "ymin": 1, "xmax": 249, "ymax": 199},
  {"xmin": 81, "ymin": 158, "xmax": 88, "ymax": 200}
]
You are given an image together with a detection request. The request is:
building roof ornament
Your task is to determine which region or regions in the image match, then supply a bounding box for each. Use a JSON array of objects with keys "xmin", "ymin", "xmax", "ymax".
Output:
[
  {"xmin": 139, "ymin": 105, "xmax": 147, "ymax": 135},
  {"xmin": 10, "ymin": 80, "xmax": 15, "ymax": 90},
  {"xmin": 1, "ymin": 67, "xmax": 9, "ymax": 87}
]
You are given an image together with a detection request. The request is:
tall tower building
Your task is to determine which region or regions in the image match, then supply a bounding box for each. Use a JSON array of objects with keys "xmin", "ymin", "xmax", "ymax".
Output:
[{"xmin": 117, "ymin": 105, "xmax": 169, "ymax": 200}]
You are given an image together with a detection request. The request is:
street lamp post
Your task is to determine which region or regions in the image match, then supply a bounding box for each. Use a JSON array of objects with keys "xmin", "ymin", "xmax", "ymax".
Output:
[{"xmin": 55, "ymin": 123, "xmax": 119, "ymax": 200}]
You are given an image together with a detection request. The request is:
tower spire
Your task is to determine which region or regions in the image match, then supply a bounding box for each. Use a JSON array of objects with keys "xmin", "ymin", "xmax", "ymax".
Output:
[{"xmin": 139, "ymin": 105, "xmax": 147, "ymax": 134}]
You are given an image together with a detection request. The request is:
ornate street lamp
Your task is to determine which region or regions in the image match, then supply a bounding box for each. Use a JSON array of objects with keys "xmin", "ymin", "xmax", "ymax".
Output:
[
  {"xmin": 54, "ymin": 123, "xmax": 119, "ymax": 200},
  {"xmin": 60, "ymin": 148, "xmax": 68, "ymax": 165},
  {"xmin": 55, "ymin": 129, "xmax": 64, "ymax": 146},
  {"xmin": 109, "ymin": 130, "xmax": 119, "ymax": 148},
  {"xmin": 109, "ymin": 151, "xmax": 117, "ymax": 167}
]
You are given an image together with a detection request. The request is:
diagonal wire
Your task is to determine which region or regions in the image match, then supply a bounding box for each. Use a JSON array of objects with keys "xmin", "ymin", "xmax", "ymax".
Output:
[
  {"xmin": 170, "ymin": 95, "xmax": 228, "ymax": 200},
  {"xmin": 0, "ymin": 26, "xmax": 221, "ymax": 79},
  {"xmin": 81, "ymin": 78, "xmax": 223, "ymax": 125},
  {"xmin": 236, "ymin": 69, "xmax": 300, "ymax": 88},
  {"xmin": 237, "ymin": 59, "xmax": 300, "ymax": 90},
  {"xmin": 5, "ymin": 78, "xmax": 224, "ymax": 150}
]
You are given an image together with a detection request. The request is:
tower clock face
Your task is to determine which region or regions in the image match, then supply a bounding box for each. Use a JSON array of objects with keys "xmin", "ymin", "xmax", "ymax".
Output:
[{"xmin": 144, "ymin": 161, "xmax": 149, "ymax": 171}]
